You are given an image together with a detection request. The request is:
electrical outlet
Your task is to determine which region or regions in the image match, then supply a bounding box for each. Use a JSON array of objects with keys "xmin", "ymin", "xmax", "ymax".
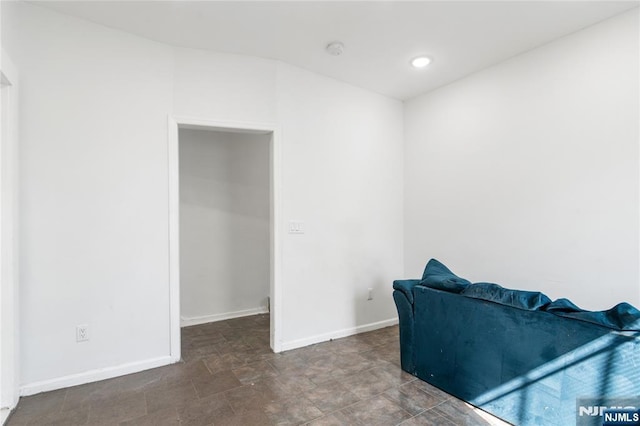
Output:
[
  {"xmin": 368, "ymin": 288, "xmax": 373, "ymax": 301},
  {"xmin": 76, "ymin": 324, "xmax": 89, "ymax": 342}
]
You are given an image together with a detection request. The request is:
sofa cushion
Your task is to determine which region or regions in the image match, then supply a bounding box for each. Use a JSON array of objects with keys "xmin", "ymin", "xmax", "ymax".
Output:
[
  {"xmin": 461, "ymin": 282, "xmax": 551, "ymax": 310},
  {"xmin": 420, "ymin": 259, "xmax": 471, "ymax": 293},
  {"xmin": 545, "ymin": 299, "xmax": 640, "ymax": 331}
]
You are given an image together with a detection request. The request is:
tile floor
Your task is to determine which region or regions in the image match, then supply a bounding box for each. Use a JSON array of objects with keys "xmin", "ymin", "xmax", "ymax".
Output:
[{"xmin": 7, "ymin": 314, "xmax": 509, "ymax": 425}]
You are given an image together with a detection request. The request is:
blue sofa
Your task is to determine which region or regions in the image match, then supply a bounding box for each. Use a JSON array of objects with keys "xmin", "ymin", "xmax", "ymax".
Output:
[{"xmin": 393, "ymin": 259, "xmax": 640, "ymax": 426}]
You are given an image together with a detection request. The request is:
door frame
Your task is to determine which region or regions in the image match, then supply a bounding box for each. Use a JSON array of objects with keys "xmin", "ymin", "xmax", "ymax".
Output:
[
  {"xmin": 167, "ymin": 115, "xmax": 283, "ymax": 360},
  {"xmin": 1, "ymin": 50, "xmax": 20, "ymax": 421}
]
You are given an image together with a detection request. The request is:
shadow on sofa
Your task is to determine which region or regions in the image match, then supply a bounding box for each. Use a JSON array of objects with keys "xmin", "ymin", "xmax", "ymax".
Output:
[{"xmin": 393, "ymin": 259, "xmax": 640, "ymax": 426}]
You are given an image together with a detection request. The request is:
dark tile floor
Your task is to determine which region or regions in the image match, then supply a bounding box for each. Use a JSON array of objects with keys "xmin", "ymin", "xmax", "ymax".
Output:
[{"xmin": 7, "ymin": 314, "xmax": 508, "ymax": 425}]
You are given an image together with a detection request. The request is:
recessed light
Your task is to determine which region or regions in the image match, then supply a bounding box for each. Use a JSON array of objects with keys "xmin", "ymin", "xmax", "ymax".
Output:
[{"xmin": 411, "ymin": 56, "xmax": 432, "ymax": 69}]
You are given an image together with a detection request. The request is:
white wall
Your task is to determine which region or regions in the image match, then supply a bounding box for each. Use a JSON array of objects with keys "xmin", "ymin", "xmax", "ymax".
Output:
[
  {"xmin": 2, "ymin": 1, "xmax": 404, "ymax": 391},
  {"xmin": 404, "ymin": 9, "xmax": 640, "ymax": 310},
  {"xmin": 277, "ymin": 63, "xmax": 404, "ymax": 348},
  {"xmin": 2, "ymin": 2, "xmax": 174, "ymax": 388},
  {"xmin": 173, "ymin": 47, "xmax": 277, "ymax": 123},
  {"xmin": 179, "ymin": 129, "xmax": 270, "ymax": 324}
]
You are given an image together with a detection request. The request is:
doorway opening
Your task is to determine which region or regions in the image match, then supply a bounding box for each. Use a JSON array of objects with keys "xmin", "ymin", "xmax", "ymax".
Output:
[{"xmin": 167, "ymin": 117, "xmax": 282, "ymax": 362}]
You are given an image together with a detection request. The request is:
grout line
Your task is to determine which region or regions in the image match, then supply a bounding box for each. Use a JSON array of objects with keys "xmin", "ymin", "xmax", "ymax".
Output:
[
  {"xmin": 142, "ymin": 392, "xmax": 150, "ymax": 417},
  {"xmin": 58, "ymin": 388, "xmax": 70, "ymax": 415},
  {"xmin": 201, "ymin": 358, "xmax": 213, "ymax": 375},
  {"xmin": 379, "ymin": 390, "xmax": 421, "ymax": 419},
  {"xmin": 189, "ymin": 379, "xmax": 201, "ymax": 400}
]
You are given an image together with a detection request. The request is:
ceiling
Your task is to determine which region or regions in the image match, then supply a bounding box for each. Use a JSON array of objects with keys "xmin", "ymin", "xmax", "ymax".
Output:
[{"xmin": 32, "ymin": 1, "xmax": 639, "ymax": 100}]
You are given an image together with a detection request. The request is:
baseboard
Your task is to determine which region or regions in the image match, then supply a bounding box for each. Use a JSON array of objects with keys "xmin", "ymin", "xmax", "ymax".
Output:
[
  {"xmin": 19, "ymin": 355, "xmax": 175, "ymax": 397},
  {"xmin": 1, "ymin": 408, "xmax": 12, "ymax": 426},
  {"xmin": 181, "ymin": 307, "xmax": 268, "ymax": 327},
  {"xmin": 280, "ymin": 317, "xmax": 399, "ymax": 352}
]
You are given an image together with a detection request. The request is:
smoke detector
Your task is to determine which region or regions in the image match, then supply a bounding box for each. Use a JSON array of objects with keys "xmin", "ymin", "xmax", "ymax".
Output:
[{"xmin": 326, "ymin": 42, "xmax": 345, "ymax": 56}]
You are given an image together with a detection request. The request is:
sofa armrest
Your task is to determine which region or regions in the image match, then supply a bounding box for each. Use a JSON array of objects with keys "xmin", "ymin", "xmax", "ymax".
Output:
[
  {"xmin": 393, "ymin": 279, "xmax": 420, "ymax": 375},
  {"xmin": 393, "ymin": 279, "xmax": 421, "ymax": 305}
]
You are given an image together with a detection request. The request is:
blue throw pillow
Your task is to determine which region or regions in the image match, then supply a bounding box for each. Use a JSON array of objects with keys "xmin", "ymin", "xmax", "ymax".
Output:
[
  {"xmin": 420, "ymin": 259, "xmax": 471, "ymax": 293},
  {"xmin": 543, "ymin": 298, "xmax": 582, "ymax": 313},
  {"xmin": 606, "ymin": 303, "xmax": 640, "ymax": 330},
  {"xmin": 544, "ymin": 299, "xmax": 640, "ymax": 331},
  {"xmin": 461, "ymin": 282, "xmax": 551, "ymax": 310}
]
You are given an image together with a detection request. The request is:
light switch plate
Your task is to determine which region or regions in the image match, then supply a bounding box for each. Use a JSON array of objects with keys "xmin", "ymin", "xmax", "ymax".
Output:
[{"xmin": 288, "ymin": 220, "xmax": 305, "ymax": 234}]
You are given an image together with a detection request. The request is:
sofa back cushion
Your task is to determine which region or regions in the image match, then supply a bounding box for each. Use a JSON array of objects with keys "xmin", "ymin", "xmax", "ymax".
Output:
[
  {"xmin": 420, "ymin": 259, "xmax": 471, "ymax": 293},
  {"xmin": 461, "ymin": 282, "xmax": 551, "ymax": 310}
]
